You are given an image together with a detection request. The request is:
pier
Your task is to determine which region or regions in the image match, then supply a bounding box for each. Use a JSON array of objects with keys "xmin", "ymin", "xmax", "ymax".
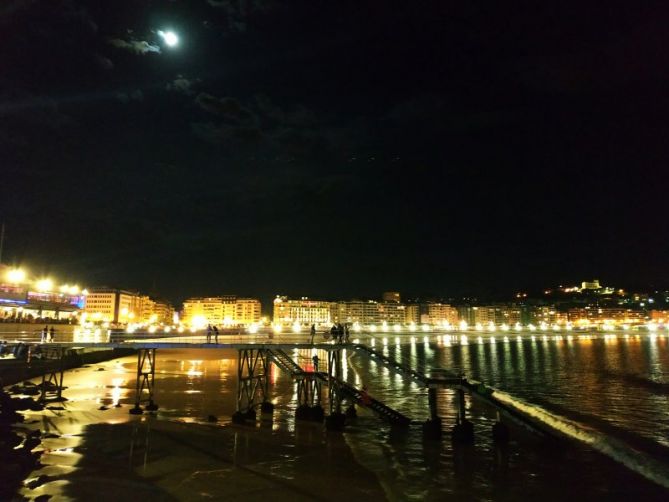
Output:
[{"xmin": 0, "ymin": 332, "xmax": 521, "ymax": 442}]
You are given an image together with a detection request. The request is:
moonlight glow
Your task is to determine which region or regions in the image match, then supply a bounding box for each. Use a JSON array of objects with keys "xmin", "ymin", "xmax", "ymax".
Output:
[{"xmin": 158, "ymin": 30, "xmax": 178, "ymax": 47}]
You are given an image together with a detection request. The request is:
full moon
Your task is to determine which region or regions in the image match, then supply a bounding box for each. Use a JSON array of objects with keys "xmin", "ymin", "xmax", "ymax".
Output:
[{"xmin": 158, "ymin": 30, "xmax": 178, "ymax": 47}]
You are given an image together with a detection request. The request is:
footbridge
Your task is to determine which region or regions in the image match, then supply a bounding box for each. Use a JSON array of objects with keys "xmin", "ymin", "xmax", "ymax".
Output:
[{"xmin": 3, "ymin": 333, "xmax": 512, "ymax": 440}]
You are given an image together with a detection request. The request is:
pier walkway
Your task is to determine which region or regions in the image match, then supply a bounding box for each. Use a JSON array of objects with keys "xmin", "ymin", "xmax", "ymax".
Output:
[{"xmin": 2, "ymin": 332, "xmax": 519, "ymax": 440}]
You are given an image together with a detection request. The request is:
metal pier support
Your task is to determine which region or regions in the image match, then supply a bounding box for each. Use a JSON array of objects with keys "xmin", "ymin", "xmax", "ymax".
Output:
[
  {"xmin": 422, "ymin": 386, "xmax": 442, "ymax": 439},
  {"xmin": 325, "ymin": 348, "xmax": 346, "ymax": 430},
  {"xmin": 452, "ymin": 380, "xmax": 474, "ymax": 443},
  {"xmin": 295, "ymin": 372, "xmax": 324, "ymax": 421},
  {"xmin": 39, "ymin": 346, "xmax": 66, "ymax": 403},
  {"xmin": 233, "ymin": 348, "xmax": 272, "ymax": 423},
  {"xmin": 130, "ymin": 349, "xmax": 158, "ymax": 414}
]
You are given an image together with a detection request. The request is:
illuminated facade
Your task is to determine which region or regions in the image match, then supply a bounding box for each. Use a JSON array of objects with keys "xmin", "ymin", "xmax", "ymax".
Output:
[
  {"xmin": 183, "ymin": 296, "xmax": 261, "ymax": 326},
  {"xmin": 421, "ymin": 303, "xmax": 458, "ymax": 325},
  {"xmin": 567, "ymin": 307, "xmax": 645, "ymax": 325},
  {"xmin": 0, "ymin": 265, "xmax": 85, "ymax": 321},
  {"xmin": 273, "ymin": 296, "xmax": 331, "ymax": 325},
  {"xmin": 331, "ymin": 300, "xmax": 380, "ymax": 324},
  {"xmin": 377, "ymin": 302, "xmax": 406, "ymax": 324},
  {"xmin": 84, "ymin": 289, "xmax": 140, "ymax": 324},
  {"xmin": 236, "ymin": 299, "xmax": 262, "ymax": 325},
  {"xmin": 153, "ymin": 300, "xmax": 175, "ymax": 324},
  {"xmin": 405, "ymin": 304, "xmax": 420, "ymax": 323}
]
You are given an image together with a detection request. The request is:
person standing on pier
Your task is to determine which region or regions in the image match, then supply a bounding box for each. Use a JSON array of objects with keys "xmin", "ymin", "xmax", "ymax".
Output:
[
  {"xmin": 213, "ymin": 325, "xmax": 219, "ymax": 344},
  {"xmin": 206, "ymin": 324, "xmax": 212, "ymax": 343},
  {"xmin": 49, "ymin": 326, "xmax": 55, "ymax": 343},
  {"xmin": 310, "ymin": 324, "xmax": 316, "ymax": 344},
  {"xmin": 41, "ymin": 326, "xmax": 48, "ymax": 343}
]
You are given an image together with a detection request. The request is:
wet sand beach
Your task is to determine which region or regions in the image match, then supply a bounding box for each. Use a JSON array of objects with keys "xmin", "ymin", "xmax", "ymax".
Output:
[{"xmin": 6, "ymin": 338, "xmax": 669, "ymax": 501}]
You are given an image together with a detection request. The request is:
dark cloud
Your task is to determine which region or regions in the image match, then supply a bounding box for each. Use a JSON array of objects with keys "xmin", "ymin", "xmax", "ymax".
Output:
[
  {"xmin": 115, "ymin": 89, "xmax": 144, "ymax": 104},
  {"xmin": 206, "ymin": 0, "xmax": 277, "ymax": 32},
  {"xmin": 108, "ymin": 38, "xmax": 161, "ymax": 55},
  {"xmin": 166, "ymin": 76, "xmax": 199, "ymax": 95},
  {"xmin": 93, "ymin": 53, "xmax": 114, "ymax": 71},
  {"xmin": 194, "ymin": 92, "xmax": 257, "ymax": 124}
]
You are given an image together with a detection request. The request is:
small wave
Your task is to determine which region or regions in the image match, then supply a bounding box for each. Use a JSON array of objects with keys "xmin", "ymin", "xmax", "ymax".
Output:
[{"xmin": 492, "ymin": 389, "xmax": 669, "ymax": 489}]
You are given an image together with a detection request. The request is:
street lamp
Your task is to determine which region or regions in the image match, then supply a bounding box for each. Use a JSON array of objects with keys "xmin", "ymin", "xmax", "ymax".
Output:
[{"xmin": 6, "ymin": 268, "xmax": 26, "ymax": 283}]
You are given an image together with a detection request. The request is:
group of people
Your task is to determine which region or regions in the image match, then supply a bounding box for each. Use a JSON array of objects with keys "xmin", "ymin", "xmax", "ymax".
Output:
[
  {"xmin": 307, "ymin": 323, "xmax": 351, "ymax": 343},
  {"xmin": 328, "ymin": 323, "xmax": 350, "ymax": 343},
  {"xmin": 40, "ymin": 326, "xmax": 56, "ymax": 343},
  {"xmin": 206, "ymin": 324, "xmax": 220, "ymax": 343}
]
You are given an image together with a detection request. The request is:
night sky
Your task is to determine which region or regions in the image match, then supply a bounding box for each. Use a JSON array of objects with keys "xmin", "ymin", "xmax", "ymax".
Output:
[{"xmin": 1, "ymin": 1, "xmax": 668, "ymax": 305}]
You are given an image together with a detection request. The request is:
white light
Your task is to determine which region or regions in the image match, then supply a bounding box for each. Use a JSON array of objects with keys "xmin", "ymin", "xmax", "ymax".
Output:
[
  {"xmin": 7, "ymin": 269, "xmax": 26, "ymax": 283},
  {"xmin": 36, "ymin": 278, "xmax": 53, "ymax": 292},
  {"xmin": 159, "ymin": 30, "xmax": 178, "ymax": 47}
]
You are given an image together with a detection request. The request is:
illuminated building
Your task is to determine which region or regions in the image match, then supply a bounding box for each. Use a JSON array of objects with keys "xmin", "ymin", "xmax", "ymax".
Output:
[
  {"xmin": 331, "ymin": 300, "xmax": 380, "ymax": 324},
  {"xmin": 382, "ymin": 291, "xmax": 401, "ymax": 303},
  {"xmin": 567, "ymin": 307, "xmax": 645, "ymax": 325},
  {"xmin": 420, "ymin": 303, "xmax": 458, "ymax": 325},
  {"xmin": 153, "ymin": 300, "xmax": 175, "ymax": 324},
  {"xmin": 273, "ymin": 296, "xmax": 331, "ymax": 326},
  {"xmin": 377, "ymin": 302, "xmax": 406, "ymax": 324},
  {"xmin": 650, "ymin": 310, "xmax": 669, "ymax": 323},
  {"xmin": 182, "ymin": 296, "xmax": 261, "ymax": 326},
  {"xmin": 84, "ymin": 288, "xmax": 140, "ymax": 324},
  {"xmin": 405, "ymin": 304, "xmax": 420, "ymax": 323},
  {"xmin": 235, "ymin": 298, "xmax": 262, "ymax": 325},
  {"xmin": 0, "ymin": 265, "xmax": 85, "ymax": 321},
  {"xmin": 137, "ymin": 295, "xmax": 156, "ymax": 324},
  {"xmin": 581, "ymin": 279, "xmax": 601, "ymax": 291}
]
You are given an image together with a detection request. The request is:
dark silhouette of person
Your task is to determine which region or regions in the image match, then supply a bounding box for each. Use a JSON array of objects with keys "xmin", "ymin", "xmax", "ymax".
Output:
[
  {"xmin": 310, "ymin": 324, "xmax": 316, "ymax": 344},
  {"xmin": 213, "ymin": 325, "xmax": 219, "ymax": 343}
]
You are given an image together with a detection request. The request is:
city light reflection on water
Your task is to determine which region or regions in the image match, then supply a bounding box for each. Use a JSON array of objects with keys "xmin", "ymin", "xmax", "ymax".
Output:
[{"xmin": 14, "ymin": 335, "xmax": 669, "ymax": 500}]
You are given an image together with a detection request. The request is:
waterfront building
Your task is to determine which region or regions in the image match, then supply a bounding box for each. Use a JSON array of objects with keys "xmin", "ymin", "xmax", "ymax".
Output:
[
  {"xmin": 137, "ymin": 295, "xmax": 156, "ymax": 324},
  {"xmin": 273, "ymin": 296, "xmax": 331, "ymax": 326},
  {"xmin": 235, "ymin": 298, "xmax": 262, "ymax": 325},
  {"xmin": 650, "ymin": 310, "xmax": 669, "ymax": 323},
  {"xmin": 152, "ymin": 300, "xmax": 175, "ymax": 324},
  {"xmin": 84, "ymin": 288, "xmax": 140, "ymax": 324},
  {"xmin": 420, "ymin": 303, "xmax": 458, "ymax": 325},
  {"xmin": 377, "ymin": 302, "xmax": 406, "ymax": 324},
  {"xmin": 567, "ymin": 307, "xmax": 645, "ymax": 325},
  {"xmin": 183, "ymin": 296, "xmax": 261, "ymax": 327},
  {"xmin": 405, "ymin": 304, "xmax": 420, "ymax": 324},
  {"xmin": 0, "ymin": 265, "xmax": 86, "ymax": 321},
  {"xmin": 331, "ymin": 300, "xmax": 380, "ymax": 324}
]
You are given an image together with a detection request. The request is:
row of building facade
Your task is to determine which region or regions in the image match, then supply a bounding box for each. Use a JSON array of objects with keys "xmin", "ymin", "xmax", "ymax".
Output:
[
  {"xmin": 271, "ymin": 296, "xmax": 650, "ymax": 328},
  {"xmin": 83, "ymin": 288, "xmax": 174, "ymax": 325}
]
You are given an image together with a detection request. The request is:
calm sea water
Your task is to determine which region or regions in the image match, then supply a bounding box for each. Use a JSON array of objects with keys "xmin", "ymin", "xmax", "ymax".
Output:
[{"xmin": 15, "ymin": 332, "xmax": 669, "ymax": 500}]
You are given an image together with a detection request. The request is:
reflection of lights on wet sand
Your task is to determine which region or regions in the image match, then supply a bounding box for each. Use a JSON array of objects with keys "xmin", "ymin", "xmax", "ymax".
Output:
[
  {"xmin": 187, "ymin": 360, "xmax": 204, "ymax": 377},
  {"xmin": 111, "ymin": 377, "xmax": 125, "ymax": 406}
]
